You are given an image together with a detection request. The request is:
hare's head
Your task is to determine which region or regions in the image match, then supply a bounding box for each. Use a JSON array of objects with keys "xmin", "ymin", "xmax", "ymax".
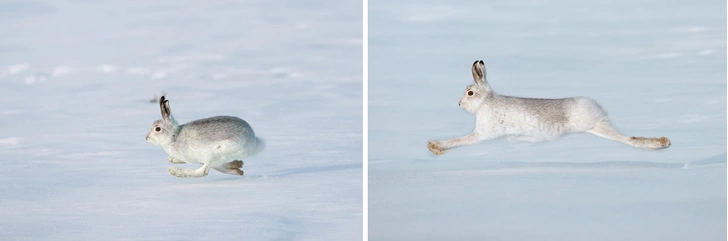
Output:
[
  {"xmin": 146, "ymin": 96, "xmax": 180, "ymax": 146},
  {"xmin": 458, "ymin": 60, "xmax": 492, "ymax": 113}
]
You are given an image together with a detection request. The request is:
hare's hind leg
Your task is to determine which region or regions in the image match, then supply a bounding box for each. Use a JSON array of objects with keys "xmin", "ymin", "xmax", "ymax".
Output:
[
  {"xmin": 168, "ymin": 163, "xmax": 211, "ymax": 178},
  {"xmin": 212, "ymin": 160, "xmax": 244, "ymax": 176},
  {"xmin": 587, "ymin": 120, "xmax": 671, "ymax": 150}
]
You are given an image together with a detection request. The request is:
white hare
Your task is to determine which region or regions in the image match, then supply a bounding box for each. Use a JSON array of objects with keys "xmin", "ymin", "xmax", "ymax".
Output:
[
  {"xmin": 427, "ymin": 60, "xmax": 671, "ymax": 155},
  {"xmin": 146, "ymin": 96, "xmax": 265, "ymax": 177}
]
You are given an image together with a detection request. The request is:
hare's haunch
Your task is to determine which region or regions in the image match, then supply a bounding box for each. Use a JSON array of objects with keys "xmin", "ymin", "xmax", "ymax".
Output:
[
  {"xmin": 146, "ymin": 96, "xmax": 264, "ymax": 177},
  {"xmin": 427, "ymin": 60, "xmax": 670, "ymax": 155}
]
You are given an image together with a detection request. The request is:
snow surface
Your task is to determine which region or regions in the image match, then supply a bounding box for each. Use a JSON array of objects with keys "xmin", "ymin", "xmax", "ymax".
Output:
[
  {"xmin": 369, "ymin": 0, "xmax": 726, "ymax": 240},
  {"xmin": 0, "ymin": 0, "xmax": 362, "ymax": 240}
]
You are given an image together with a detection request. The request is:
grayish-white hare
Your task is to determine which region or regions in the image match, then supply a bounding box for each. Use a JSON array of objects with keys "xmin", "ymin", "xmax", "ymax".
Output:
[
  {"xmin": 146, "ymin": 96, "xmax": 265, "ymax": 177},
  {"xmin": 427, "ymin": 60, "xmax": 671, "ymax": 155}
]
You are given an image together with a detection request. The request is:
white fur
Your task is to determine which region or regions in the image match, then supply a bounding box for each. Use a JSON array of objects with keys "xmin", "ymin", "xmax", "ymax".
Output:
[
  {"xmin": 428, "ymin": 60, "xmax": 671, "ymax": 155},
  {"xmin": 146, "ymin": 96, "xmax": 263, "ymax": 177}
]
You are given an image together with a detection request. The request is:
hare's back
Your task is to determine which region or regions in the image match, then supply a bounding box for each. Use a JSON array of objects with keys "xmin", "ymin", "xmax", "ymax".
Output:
[
  {"xmin": 181, "ymin": 116, "xmax": 256, "ymax": 143},
  {"xmin": 501, "ymin": 96, "xmax": 571, "ymax": 119}
]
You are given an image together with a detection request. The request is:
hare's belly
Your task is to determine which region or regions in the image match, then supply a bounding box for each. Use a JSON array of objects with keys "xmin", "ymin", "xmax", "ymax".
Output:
[
  {"xmin": 501, "ymin": 118, "xmax": 568, "ymax": 141},
  {"xmin": 169, "ymin": 140, "xmax": 244, "ymax": 162},
  {"xmin": 507, "ymin": 134, "xmax": 557, "ymax": 143}
]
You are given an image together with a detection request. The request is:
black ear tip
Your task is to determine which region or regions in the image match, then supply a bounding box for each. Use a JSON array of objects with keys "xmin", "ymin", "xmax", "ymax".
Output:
[
  {"xmin": 473, "ymin": 60, "xmax": 479, "ymax": 66},
  {"xmin": 479, "ymin": 60, "xmax": 484, "ymax": 64}
]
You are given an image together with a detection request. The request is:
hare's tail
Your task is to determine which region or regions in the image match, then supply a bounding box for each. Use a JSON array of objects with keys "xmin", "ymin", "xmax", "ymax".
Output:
[{"xmin": 252, "ymin": 137, "xmax": 266, "ymax": 155}]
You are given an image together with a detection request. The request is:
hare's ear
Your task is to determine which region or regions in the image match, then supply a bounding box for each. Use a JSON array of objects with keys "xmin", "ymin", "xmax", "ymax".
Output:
[
  {"xmin": 471, "ymin": 60, "xmax": 486, "ymax": 85},
  {"xmin": 160, "ymin": 96, "xmax": 172, "ymax": 121}
]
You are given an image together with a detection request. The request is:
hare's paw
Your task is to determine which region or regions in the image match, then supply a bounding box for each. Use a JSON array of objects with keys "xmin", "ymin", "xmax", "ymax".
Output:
[
  {"xmin": 226, "ymin": 160, "xmax": 244, "ymax": 169},
  {"xmin": 168, "ymin": 156, "xmax": 186, "ymax": 164},
  {"xmin": 629, "ymin": 136, "xmax": 671, "ymax": 150},
  {"xmin": 213, "ymin": 161, "xmax": 244, "ymax": 176},
  {"xmin": 650, "ymin": 136, "xmax": 671, "ymax": 149},
  {"xmin": 168, "ymin": 166, "xmax": 184, "ymax": 177},
  {"xmin": 227, "ymin": 160, "xmax": 244, "ymax": 176},
  {"xmin": 658, "ymin": 137, "xmax": 671, "ymax": 148},
  {"xmin": 168, "ymin": 165, "xmax": 210, "ymax": 178},
  {"xmin": 428, "ymin": 140, "xmax": 445, "ymax": 155}
]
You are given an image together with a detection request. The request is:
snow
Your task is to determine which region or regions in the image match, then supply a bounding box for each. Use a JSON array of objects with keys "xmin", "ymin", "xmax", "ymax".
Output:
[
  {"xmin": 0, "ymin": 0, "xmax": 362, "ymax": 240},
  {"xmin": 368, "ymin": 0, "xmax": 726, "ymax": 240}
]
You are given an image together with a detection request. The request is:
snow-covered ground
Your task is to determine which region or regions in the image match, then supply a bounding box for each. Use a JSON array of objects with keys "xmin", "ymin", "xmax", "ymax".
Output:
[
  {"xmin": 369, "ymin": 0, "xmax": 726, "ymax": 240},
  {"xmin": 0, "ymin": 0, "xmax": 362, "ymax": 240}
]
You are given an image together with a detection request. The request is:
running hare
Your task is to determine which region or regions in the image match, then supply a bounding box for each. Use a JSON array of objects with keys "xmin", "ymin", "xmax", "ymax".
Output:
[
  {"xmin": 146, "ymin": 96, "xmax": 265, "ymax": 177},
  {"xmin": 427, "ymin": 60, "xmax": 670, "ymax": 155}
]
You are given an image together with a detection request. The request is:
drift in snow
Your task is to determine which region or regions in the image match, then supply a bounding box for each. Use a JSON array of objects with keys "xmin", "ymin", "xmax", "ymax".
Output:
[
  {"xmin": 427, "ymin": 60, "xmax": 671, "ymax": 155},
  {"xmin": 146, "ymin": 96, "xmax": 265, "ymax": 177}
]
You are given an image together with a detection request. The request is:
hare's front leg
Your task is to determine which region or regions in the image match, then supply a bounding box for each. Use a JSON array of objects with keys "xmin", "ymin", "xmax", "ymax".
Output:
[
  {"xmin": 168, "ymin": 163, "xmax": 210, "ymax": 178},
  {"xmin": 428, "ymin": 133, "xmax": 485, "ymax": 155},
  {"xmin": 168, "ymin": 156, "xmax": 186, "ymax": 164}
]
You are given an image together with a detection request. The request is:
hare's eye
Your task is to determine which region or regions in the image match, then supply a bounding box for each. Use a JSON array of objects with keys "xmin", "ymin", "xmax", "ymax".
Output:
[
  {"xmin": 467, "ymin": 91, "xmax": 474, "ymax": 96},
  {"xmin": 155, "ymin": 127, "xmax": 161, "ymax": 132}
]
